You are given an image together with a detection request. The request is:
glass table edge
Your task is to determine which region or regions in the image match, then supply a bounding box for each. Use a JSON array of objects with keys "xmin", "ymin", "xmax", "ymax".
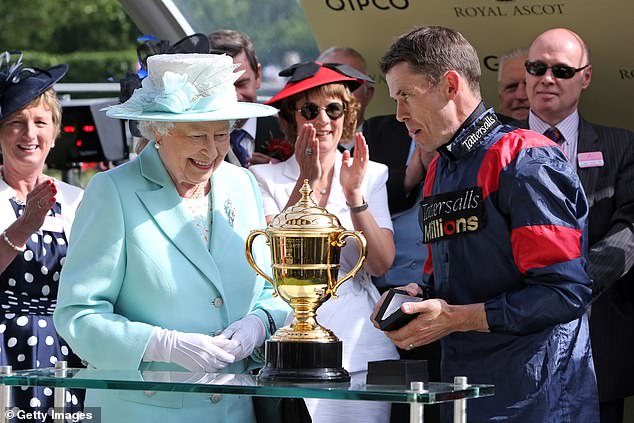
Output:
[{"xmin": 0, "ymin": 368, "xmax": 494, "ymax": 404}]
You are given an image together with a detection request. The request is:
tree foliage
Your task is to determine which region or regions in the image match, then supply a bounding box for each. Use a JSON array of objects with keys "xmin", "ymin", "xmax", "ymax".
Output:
[
  {"xmin": 0, "ymin": 0, "xmax": 139, "ymax": 53},
  {"xmin": 0, "ymin": 0, "xmax": 317, "ymax": 82},
  {"xmin": 181, "ymin": 0, "xmax": 318, "ymax": 64},
  {"xmin": 0, "ymin": 0, "xmax": 139, "ymax": 83}
]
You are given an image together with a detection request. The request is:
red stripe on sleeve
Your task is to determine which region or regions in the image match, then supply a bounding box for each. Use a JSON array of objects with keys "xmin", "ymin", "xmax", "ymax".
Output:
[
  {"xmin": 510, "ymin": 225, "xmax": 582, "ymax": 274},
  {"xmin": 477, "ymin": 129, "xmax": 554, "ymax": 199},
  {"xmin": 422, "ymin": 156, "xmax": 438, "ymax": 277},
  {"xmin": 423, "ymin": 244, "xmax": 433, "ymax": 276},
  {"xmin": 423, "ymin": 155, "xmax": 439, "ymax": 199}
]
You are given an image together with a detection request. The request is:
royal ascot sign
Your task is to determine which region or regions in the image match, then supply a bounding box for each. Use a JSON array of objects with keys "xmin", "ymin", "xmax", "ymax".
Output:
[{"xmin": 300, "ymin": 0, "xmax": 634, "ymax": 131}]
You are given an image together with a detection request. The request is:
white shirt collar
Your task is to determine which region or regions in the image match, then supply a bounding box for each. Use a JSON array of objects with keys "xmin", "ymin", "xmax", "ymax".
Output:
[
  {"xmin": 239, "ymin": 117, "xmax": 257, "ymax": 140},
  {"xmin": 528, "ymin": 110, "xmax": 579, "ymax": 142}
]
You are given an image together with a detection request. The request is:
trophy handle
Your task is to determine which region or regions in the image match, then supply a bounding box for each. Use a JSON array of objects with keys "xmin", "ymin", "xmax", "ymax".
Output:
[
  {"xmin": 245, "ymin": 230, "xmax": 277, "ymax": 295},
  {"xmin": 330, "ymin": 230, "xmax": 367, "ymax": 298}
]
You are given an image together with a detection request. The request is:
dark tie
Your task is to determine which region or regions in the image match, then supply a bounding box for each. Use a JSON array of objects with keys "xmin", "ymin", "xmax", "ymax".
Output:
[
  {"xmin": 230, "ymin": 129, "xmax": 250, "ymax": 167},
  {"xmin": 543, "ymin": 127, "xmax": 565, "ymax": 144}
]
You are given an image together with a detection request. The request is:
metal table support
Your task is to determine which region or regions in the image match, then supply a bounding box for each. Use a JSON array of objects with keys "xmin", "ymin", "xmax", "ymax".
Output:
[
  {"xmin": 54, "ymin": 361, "xmax": 68, "ymax": 423},
  {"xmin": 454, "ymin": 376, "xmax": 468, "ymax": 423},
  {"xmin": 0, "ymin": 366, "xmax": 11, "ymax": 423},
  {"xmin": 409, "ymin": 376, "xmax": 470, "ymax": 423},
  {"xmin": 409, "ymin": 381, "xmax": 425, "ymax": 423}
]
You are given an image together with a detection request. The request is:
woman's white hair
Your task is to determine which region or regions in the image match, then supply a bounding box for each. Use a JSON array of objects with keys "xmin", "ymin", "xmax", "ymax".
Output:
[
  {"xmin": 137, "ymin": 119, "xmax": 237, "ymax": 141},
  {"xmin": 137, "ymin": 120, "xmax": 174, "ymax": 140}
]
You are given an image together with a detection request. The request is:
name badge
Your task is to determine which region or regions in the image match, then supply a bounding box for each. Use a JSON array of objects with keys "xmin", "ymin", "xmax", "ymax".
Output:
[
  {"xmin": 41, "ymin": 215, "xmax": 65, "ymax": 233},
  {"xmin": 578, "ymin": 151, "xmax": 604, "ymax": 168},
  {"xmin": 419, "ymin": 187, "xmax": 484, "ymax": 243}
]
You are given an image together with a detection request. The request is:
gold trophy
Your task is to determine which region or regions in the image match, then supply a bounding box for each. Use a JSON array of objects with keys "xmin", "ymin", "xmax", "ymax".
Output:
[{"xmin": 245, "ymin": 180, "xmax": 367, "ymax": 383}]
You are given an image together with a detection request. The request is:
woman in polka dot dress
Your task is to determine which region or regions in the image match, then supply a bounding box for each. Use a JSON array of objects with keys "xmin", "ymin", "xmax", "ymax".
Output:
[{"xmin": 0, "ymin": 51, "xmax": 84, "ymax": 420}]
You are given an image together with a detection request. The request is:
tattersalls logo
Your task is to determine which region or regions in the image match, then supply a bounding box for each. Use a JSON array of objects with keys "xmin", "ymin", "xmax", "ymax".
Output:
[
  {"xmin": 461, "ymin": 114, "xmax": 499, "ymax": 151},
  {"xmin": 419, "ymin": 187, "xmax": 484, "ymax": 243},
  {"xmin": 452, "ymin": 109, "xmax": 500, "ymax": 153}
]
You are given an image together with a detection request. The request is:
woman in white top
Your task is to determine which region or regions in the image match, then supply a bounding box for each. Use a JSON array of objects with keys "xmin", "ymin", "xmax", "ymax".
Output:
[{"xmin": 250, "ymin": 62, "xmax": 399, "ymax": 423}]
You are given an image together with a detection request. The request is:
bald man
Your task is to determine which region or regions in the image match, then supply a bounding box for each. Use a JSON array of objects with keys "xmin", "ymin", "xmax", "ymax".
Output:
[{"xmin": 521, "ymin": 28, "xmax": 634, "ymax": 423}]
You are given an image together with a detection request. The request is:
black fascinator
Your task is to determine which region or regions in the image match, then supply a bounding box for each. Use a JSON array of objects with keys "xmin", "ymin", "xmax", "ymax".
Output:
[
  {"xmin": 0, "ymin": 51, "xmax": 68, "ymax": 121},
  {"xmin": 136, "ymin": 33, "xmax": 211, "ymax": 79}
]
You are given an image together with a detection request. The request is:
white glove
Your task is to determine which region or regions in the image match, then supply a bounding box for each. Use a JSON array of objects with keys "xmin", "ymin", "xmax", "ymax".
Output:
[
  {"xmin": 221, "ymin": 314, "xmax": 266, "ymax": 361},
  {"xmin": 144, "ymin": 327, "xmax": 237, "ymax": 372}
]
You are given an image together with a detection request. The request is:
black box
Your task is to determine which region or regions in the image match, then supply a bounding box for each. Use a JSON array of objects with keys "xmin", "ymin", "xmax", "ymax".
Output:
[
  {"xmin": 366, "ymin": 359, "xmax": 429, "ymax": 385},
  {"xmin": 375, "ymin": 288, "xmax": 424, "ymax": 331}
]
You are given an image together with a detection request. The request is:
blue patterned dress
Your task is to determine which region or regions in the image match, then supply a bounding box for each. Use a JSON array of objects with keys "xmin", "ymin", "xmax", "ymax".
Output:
[{"xmin": 0, "ymin": 198, "xmax": 84, "ymax": 420}]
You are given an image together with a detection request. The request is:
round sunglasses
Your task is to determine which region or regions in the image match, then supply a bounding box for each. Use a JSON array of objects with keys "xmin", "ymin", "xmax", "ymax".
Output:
[
  {"xmin": 296, "ymin": 102, "xmax": 346, "ymax": 121},
  {"xmin": 525, "ymin": 60, "xmax": 589, "ymax": 79}
]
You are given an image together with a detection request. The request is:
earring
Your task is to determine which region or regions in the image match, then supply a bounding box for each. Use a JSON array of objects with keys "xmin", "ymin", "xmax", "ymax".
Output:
[{"xmin": 154, "ymin": 142, "xmax": 160, "ymax": 150}]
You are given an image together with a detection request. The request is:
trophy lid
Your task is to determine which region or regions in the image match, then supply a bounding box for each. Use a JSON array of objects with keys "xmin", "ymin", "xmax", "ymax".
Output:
[{"xmin": 267, "ymin": 179, "xmax": 344, "ymax": 233}]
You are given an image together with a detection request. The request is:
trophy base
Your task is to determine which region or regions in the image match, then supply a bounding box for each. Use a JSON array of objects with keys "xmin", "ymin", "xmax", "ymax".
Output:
[{"xmin": 257, "ymin": 340, "xmax": 350, "ymax": 383}]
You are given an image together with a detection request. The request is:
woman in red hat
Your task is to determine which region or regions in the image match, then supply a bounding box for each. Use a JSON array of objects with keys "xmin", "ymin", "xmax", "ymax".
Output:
[
  {"xmin": 250, "ymin": 62, "xmax": 398, "ymax": 423},
  {"xmin": 0, "ymin": 51, "xmax": 84, "ymax": 418}
]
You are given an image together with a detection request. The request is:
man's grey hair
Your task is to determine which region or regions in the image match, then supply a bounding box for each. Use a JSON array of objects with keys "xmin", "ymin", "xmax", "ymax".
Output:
[{"xmin": 497, "ymin": 47, "xmax": 529, "ymax": 84}]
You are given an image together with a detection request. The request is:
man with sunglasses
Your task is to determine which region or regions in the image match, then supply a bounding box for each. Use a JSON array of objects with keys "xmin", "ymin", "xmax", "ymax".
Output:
[
  {"xmin": 208, "ymin": 29, "xmax": 287, "ymax": 168},
  {"xmin": 372, "ymin": 25, "xmax": 599, "ymax": 422},
  {"xmin": 521, "ymin": 28, "xmax": 634, "ymax": 423}
]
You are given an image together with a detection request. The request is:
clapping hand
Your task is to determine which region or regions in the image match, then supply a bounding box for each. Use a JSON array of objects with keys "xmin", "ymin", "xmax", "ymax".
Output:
[
  {"xmin": 294, "ymin": 123, "xmax": 322, "ymax": 183},
  {"xmin": 20, "ymin": 176, "xmax": 56, "ymax": 233},
  {"xmin": 340, "ymin": 132, "xmax": 368, "ymax": 199}
]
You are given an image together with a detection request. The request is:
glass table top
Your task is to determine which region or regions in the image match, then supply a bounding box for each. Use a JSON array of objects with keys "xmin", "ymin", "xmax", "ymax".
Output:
[{"xmin": 0, "ymin": 368, "xmax": 493, "ymax": 405}]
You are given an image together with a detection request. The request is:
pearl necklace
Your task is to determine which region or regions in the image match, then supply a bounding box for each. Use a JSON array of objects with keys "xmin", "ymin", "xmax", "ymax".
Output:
[
  {"xmin": 189, "ymin": 181, "xmax": 209, "ymax": 199},
  {"xmin": 315, "ymin": 186, "xmax": 328, "ymax": 195}
]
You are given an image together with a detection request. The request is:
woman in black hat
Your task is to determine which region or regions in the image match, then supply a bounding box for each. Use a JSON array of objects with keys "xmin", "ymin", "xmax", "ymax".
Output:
[{"xmin": 0, "ymin": 51, "xmax": 84, "ymax": 416}]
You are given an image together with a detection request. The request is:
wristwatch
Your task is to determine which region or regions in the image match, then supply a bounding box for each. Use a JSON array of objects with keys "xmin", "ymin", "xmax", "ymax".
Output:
[{"xmin": 347, "ymin": 198, "xmax": 368, "ymax": 213}]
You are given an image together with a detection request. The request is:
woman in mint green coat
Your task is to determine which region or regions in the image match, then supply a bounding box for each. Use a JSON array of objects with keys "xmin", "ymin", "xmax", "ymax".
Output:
[{"xmin": 53, "ymin": 53, "xmax": 289, "ymax": 423}]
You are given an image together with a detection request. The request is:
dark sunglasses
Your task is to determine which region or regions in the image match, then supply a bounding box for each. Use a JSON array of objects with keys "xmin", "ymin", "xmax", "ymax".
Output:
[
  {"xmin": 525, "ymin": 60, "xmax": 590, "ymax": 79},
  {"xmin": 296, "ymin": 102, "xmax": 346, "ymax": 121}
]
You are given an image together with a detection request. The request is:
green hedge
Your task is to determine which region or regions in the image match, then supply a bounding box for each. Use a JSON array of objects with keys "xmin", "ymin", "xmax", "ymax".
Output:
[{"xmin": 22, "ymin": 50, "xmax": 137, "ymax": 84}]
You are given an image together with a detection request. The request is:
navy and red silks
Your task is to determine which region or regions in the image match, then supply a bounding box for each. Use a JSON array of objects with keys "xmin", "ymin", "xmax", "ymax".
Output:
[{"xmin": 419, "ymin": 105, "xmax": 598, "ymax": 422}]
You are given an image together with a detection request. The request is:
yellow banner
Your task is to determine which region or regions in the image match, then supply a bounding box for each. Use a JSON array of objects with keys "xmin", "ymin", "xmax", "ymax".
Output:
[{"xmin": 300, "ymin": 0, "xmax": 634, "ymax": 131}]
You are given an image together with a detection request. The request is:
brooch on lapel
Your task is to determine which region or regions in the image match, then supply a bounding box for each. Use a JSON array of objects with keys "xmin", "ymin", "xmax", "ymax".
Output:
[{"xmin": 224, "ymin": 199, "xmax": 236, "ymax": 227}]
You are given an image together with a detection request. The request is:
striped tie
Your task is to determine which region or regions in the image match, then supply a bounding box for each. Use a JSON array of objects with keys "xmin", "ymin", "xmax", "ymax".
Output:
[{"xmin": 543, "ymin": 127, "xmax": 565, "ymax": 144}]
